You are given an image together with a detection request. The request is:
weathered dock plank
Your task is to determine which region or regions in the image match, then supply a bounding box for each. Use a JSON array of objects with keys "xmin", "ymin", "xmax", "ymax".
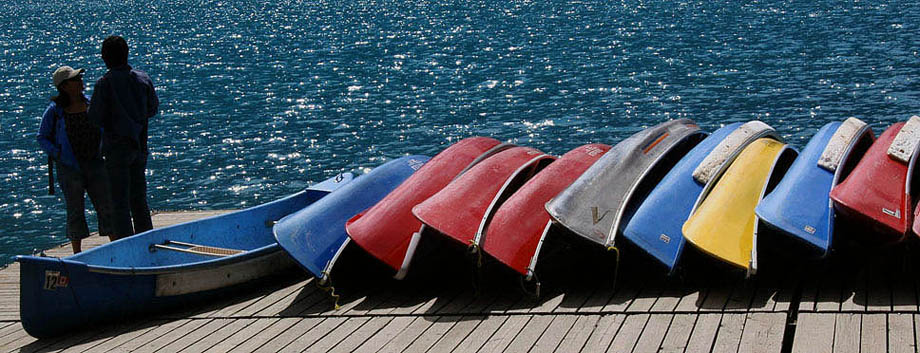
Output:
[
  {"xmin": 420, "ymin": 316, "xmax": 480, "ymax": 353},
  {"xmin": 503, "ymin": 314, "xmax": 554, "ymax": 353},
  {"xmin": 203, "ymin": 318, "xmax": 278, "ymax": 353},
  {"xmin": 684, "ymin": 314, "xmax": 721, "ymax": 353},
  {"xmin": 792, "ymin": 313, "xmax": 834, "ymax": 353},
  {"xmin": 451, "ymin": 315, "xmax": 509, "ymax": 353},
  {"xmin": 860, "ymin": 314, "xmax": 887, "ymax": 353},
  {"xmin": 301, "ymin": 316, "xmax": 370, "ymax": 353},
  {"xmin": 580, "ymin": 314, "xmax": 626, "ymax": 352},
  {"xmin": 607, "ymin": 313, "xmax": 648, "ymax": 352},
  {"xmin": 401, "ymin": 316, "xmax": 455, "ymax": 353},
  {"xmin": 711, "ymin": 313, "xmax": 745, "ymax": 353},
  {"xmin": 657, "ymin": 314, "xmax": 696, "ymax": 353},
  {"xmin": 352, "ymin": 316, "xmax": 415, "ymax": 353},
  {"xmin": 832, "ymin": 313, "xmax": 860, "ymax": 353},
  {"xmin": 887, "ymin": 313, "xmax": 915, "ymax": 353},
  {"xmin": 632, "ymin": 314, "xmax": 672, "ymax": 353},
  {"xmin": 737, "ymin": 313, "xmax": 785, "ymax": 353},
  {"xmin": 477, "ymin": 315, "xmax": 532, "ymax": 353},
  {"xmin": 327, "ymin": 317, "xmax": 392, "ymax": 353},
  {"xmin": 530, "ymin": 315, "xmax": 578, "ymax": 353}
]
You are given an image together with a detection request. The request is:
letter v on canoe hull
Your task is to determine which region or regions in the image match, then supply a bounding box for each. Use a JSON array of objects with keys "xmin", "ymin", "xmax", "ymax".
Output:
[
  {"xmin": 756, "ymin": 118, "xmax": 874, "ymax": 256},
  {"xmin": 14, "ymin": 173, "xmax": 353, "ymax": 338},
  {"xmin": 274, "ymin": 155, "xmax": 429, "ymax": 284},
  {"xmin": 346, "ymin": 137, "xmax": 507, "ymax": 279},
  {"xmin": 683, "ymin": 138, "xmax": 798, "ymax": 276},
  {"xmin": 831, "ymin": 116, "xmax": 920, "ymax": 243},
  {"xmin": 413, "ymin": 146, "xmax": 555, "ymax": 249},
  {"xmin": 481, "ymin": 144, "xmax": 611, "ymax": 278},
  {"xmin": 546, "ymin": 119, "xmax": 706, "ymax": 248}
]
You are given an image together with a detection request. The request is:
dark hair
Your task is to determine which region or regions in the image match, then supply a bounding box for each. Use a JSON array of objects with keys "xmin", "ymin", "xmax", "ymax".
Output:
[
  {"xmin": 101, "ymin": 35, "xmax": 129, "ymax": 69},
  {"xmin": 51, "ymin": 88, "xmax": 73, "ymax": 108}
]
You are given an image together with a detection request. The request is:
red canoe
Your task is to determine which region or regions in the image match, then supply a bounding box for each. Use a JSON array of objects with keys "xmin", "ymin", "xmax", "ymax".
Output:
[
  {"xmin": 346, "ymin": 137, "xmax": 506, "ymax": 278},
  {"xmin": 412, "ymin": 146, "xmax": 556, "ymax": 249},
  {"xmin": 830, "ymin": 119, "xmax": 920, "ymax": 241},
  {"xmin": 481, "ymin": 144, "xmax": 611, "ymax": 277}
]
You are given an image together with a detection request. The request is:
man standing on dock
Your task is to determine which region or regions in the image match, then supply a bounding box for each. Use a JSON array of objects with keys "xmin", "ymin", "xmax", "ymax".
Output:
[{"xmin": 89, "ymin": 35, "xmax": 159, "ymax": 239}]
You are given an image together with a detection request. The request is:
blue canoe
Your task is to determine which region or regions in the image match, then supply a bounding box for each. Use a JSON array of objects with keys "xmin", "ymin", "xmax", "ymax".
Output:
[
  {"xmin": 755, "ymin": 118, "xmax": 874, "ymax": 256},
  {"xmin": 621, "ymin": 121, "xmax": 777, "ymax": 272},
  {"xmin": 274, "ymin": 155, "xmax": 429, "ymax": 284},
  {"xmin": 14, "ymin": 174, "xmax": 353, "ymax": 338}
]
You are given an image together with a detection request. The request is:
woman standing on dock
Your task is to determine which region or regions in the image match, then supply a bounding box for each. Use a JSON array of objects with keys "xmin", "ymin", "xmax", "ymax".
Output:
[{"xmin": 36, "ymin": 66, "xmax": 114, "ymax": 253}]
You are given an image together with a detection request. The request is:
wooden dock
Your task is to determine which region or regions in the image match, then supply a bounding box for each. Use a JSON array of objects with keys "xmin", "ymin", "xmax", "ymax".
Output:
[{"xmin": 0, "ymin": 211, "xmax": 917, "ymax": 352}]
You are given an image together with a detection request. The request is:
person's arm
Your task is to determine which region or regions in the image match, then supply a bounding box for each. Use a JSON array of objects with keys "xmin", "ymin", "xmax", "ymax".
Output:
[
  {"xmin": 36, "ymin": 105, "xmax": 60, "ymax": 159},
  {"xmin": 146, "ymin": 78, "xmax": 159, "ymax": 118}
]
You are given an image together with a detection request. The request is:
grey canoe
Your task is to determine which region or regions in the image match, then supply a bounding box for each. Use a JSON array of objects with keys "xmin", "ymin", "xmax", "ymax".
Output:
[{"xmin": 545, "ymin": 119, "xmax": 706, "ymax": 247}]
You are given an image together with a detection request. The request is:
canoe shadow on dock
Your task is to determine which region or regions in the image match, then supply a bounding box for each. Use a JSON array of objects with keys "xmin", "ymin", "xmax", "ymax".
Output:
[{"xmin": 270, "ymin": 230, "xmax": 920, "ymax": 318}]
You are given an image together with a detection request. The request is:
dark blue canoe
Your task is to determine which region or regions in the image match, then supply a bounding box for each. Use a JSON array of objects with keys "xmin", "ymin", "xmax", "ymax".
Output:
[
  {"xmin": 621, "ymin": 121, "xmax": 776, "ymax": 273},
  {"xmin": 756, "ymin": 118, "xmax": 874, "ymax": 256},
  {"xmin": 274, "ymin": 155, "xmax": 429, "ymax": 284},
  {"xmin": 14, "ymin": 174, "xmax": 353, "ymax": 338}
]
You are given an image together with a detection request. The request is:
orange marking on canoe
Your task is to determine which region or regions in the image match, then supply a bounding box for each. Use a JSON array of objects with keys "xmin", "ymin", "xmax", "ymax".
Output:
[{"xmin": 643, "ymin": 132, "xmax": 669, "ymax": 154}]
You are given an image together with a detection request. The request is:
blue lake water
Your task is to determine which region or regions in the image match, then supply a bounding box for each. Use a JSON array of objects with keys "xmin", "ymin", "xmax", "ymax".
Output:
[{"xmin": 0, "ymin": 0, "xmax": 917, "ymax": 265}]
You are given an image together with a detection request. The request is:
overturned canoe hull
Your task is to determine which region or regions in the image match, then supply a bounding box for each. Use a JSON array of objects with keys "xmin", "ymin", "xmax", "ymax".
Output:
[
  {"xmin": 274, "ymin": 156, "xmax": 428, "ymax": 282},
  {"xmin": 482, "ymin": 144, "xmax": 611, "ymax": 277},
  {"xmin": 683, "ymin": 138, "xmax": 796, "ymax": 274},
  {"xmin": 546, "ymin": 119, "xmax": 705, "ymax": 248},
  {"xmin": 830, "ymin": 119, "xmax": 920, "ymax": 242},
  {"xmin": 621, "ymin": 122, "xmax": 764, "ymax": 271},
  {"xmin": 347, "ymin": 137, "xmax": 504, "ymax": 277},
  {"xmin": 756, "ymin": 119, "xmax": 874, "ymax": 255},
  {"xmin": 15, "ymin": 174, "xmax": 352, "ymax": 338},
  {"xmin": 413, "ymin": 146, "xmax": 555, "ymax": 247}
]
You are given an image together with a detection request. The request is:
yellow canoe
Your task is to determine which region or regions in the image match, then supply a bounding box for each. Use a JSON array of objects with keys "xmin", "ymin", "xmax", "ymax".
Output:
[{"xmin": 682, "ymin": 138, "xmax": 796, "ymax": 274}]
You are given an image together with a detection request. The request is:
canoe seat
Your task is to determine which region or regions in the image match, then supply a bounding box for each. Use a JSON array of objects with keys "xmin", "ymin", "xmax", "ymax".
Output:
[
  {"xmin": 888, "ymin": 115, "xmax": 920, "ymax": 163},
  {"xmin": 818, "ymin": 117, "xmax": 868, "ymax": 171},
  {"xmin": 693, "ymin": 121, "xmax": 773, "ymax": 184},
  {"xmin": 151, "ymin": 240, "xmax": 244, "ymax": 257}
]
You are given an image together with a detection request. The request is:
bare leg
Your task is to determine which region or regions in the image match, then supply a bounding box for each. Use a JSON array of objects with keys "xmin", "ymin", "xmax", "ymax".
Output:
[{"xmin": 71, "ymin": 239, "xmax": 82, "ymax": 254}]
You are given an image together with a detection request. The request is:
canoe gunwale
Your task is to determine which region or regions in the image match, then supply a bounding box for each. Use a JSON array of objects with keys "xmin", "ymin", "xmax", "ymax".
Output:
[
  {"xmin": 318, "ymin": 238, "xmax": 351, "ymax": 285},
  {"xmin": 903, "ymin": 140, "xmax": 920, "ymax": 212},
  {"xmin": 81, "ymin": 244, "xmax": 281, "ymax": 275},
  {"xmin": 605, "ymin": 130, "xmax": 708, "ymax": 247},
  {"xmin": 525, "ymin": 220, "xmax": 554, "ymax": 280},
  {"xmin": 473, "ymin": 153, "xmax": 554, "ymax": 246},
  {"xmin": 394, "ymin": 227, "xmax": 424, "ymax": 280},
  {"xmin": 830, "ymin": 123, "xmax": 876, "ymax": 187},
  {"xmin": 750, "ymin": 145, "xmax": 798, "ymax": 276},
  {"xmin": 824, "ymin": 123, "xmax": 876, "ymax": 253}
]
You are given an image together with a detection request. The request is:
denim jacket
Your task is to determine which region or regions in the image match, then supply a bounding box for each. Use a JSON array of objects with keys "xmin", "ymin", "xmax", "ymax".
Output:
[{"xmin": 36, "ymin": 95, "xmax": 100, "ymax": 172}]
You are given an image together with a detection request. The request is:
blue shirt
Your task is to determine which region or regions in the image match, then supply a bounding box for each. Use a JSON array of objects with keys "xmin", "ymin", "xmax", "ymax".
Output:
[
  {"xmin": 36, "ymin": 96, "xmax": 98, "ymax": 172},
  {"xmin": 88, "ymin": 65, "xmax": 158, "ymax": 153}
]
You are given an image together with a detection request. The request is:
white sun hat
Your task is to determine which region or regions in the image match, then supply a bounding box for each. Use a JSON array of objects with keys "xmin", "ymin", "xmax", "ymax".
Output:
[{"xmin": 52, "ymin": 66, "xmax": 85, "ymax": 87}]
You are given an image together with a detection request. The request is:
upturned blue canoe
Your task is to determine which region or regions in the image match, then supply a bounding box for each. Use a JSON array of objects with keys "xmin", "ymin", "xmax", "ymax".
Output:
[
  {"xmin": 14, "ymin": 173, "xmax": 353, "ymax": 338},
  {"xmin": 755, "ymin": 118, "xmax": 874, "ymax": 256},
  {"xmin": 621, "ymin": 121, "xmax": 777, "ymax": 272},
  {"xmin": 274, "ymin": 155, "xmax": 429, "ymax": 283}
]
